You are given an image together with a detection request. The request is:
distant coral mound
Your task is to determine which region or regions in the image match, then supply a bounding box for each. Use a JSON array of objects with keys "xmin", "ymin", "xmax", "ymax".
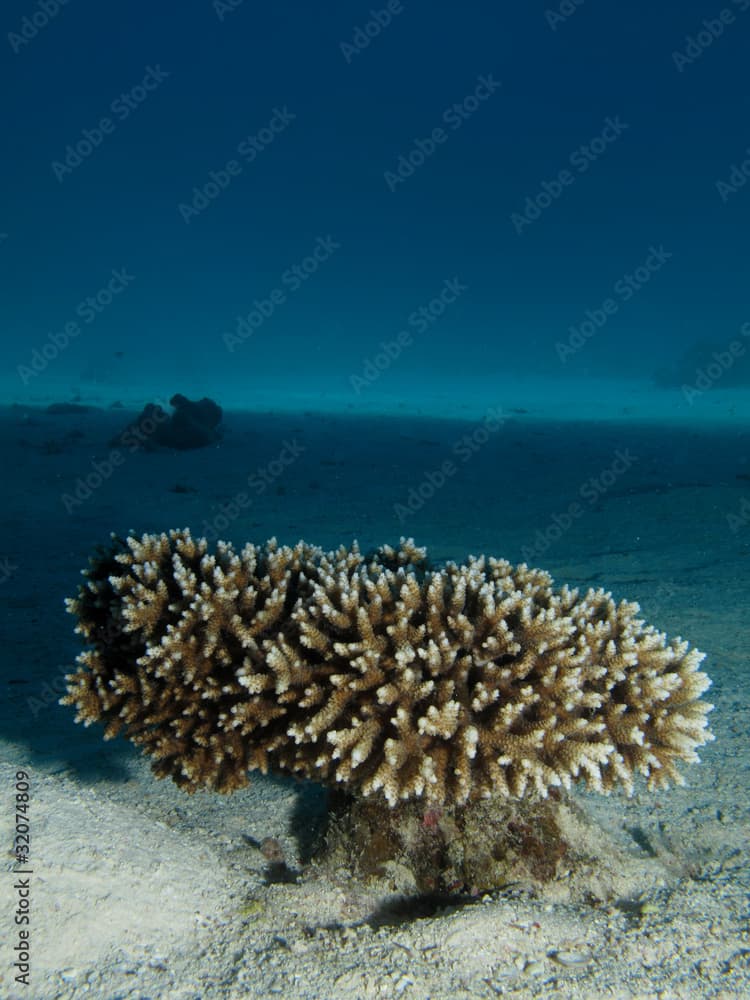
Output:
[
  {"xmin": 110, "ymin": 394, "xmax": 222, "ymax": 451},
  {"xmin": 63, "ymin": 531, "xmax": 713, "ymax": 809}
]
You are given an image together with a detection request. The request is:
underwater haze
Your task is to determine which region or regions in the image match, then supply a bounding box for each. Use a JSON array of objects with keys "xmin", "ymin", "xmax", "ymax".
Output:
[{"xmin": 3, "ymin": 0, "xmax": 750, "ymax": 401}]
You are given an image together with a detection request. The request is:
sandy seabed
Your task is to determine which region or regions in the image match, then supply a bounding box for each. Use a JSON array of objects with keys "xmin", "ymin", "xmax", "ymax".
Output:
[{"xmin": 0, "ymin": 383, "xmax": 749, "ymax": 999}]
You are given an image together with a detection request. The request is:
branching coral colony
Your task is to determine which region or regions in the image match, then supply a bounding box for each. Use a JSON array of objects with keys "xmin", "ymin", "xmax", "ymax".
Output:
[{"xmin": 63, "ymin": 530, "xmax": 714, "ymax": 892}]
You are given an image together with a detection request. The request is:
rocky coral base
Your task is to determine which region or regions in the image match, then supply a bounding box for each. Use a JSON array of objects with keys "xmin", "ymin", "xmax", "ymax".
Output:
[{"xmin": 321, "ymin": 790, "xmax": 598, "ymax": 897}]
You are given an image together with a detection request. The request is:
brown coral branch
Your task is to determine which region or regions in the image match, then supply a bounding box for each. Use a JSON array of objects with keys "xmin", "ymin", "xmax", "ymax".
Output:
[{"xmin": 62, "ymin": 530, "xmax": 713, "ymax": 806}]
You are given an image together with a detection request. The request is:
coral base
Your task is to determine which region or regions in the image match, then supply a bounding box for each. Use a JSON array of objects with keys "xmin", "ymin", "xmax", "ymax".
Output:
[{"xmin": 321, "ymin": 791, "xmax": 577, "ymax": 895}]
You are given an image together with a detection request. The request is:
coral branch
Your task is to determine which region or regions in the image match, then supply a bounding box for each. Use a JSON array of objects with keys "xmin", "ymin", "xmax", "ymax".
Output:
[{"xmin": 63, "ymin": 530, "xmax": 714, "ymax": 806}]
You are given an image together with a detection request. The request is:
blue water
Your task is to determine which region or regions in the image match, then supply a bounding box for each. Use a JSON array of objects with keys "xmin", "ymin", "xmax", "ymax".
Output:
[{"xmin": 3, "ymin": 1, "xmax": 749, "ymax": 392}]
